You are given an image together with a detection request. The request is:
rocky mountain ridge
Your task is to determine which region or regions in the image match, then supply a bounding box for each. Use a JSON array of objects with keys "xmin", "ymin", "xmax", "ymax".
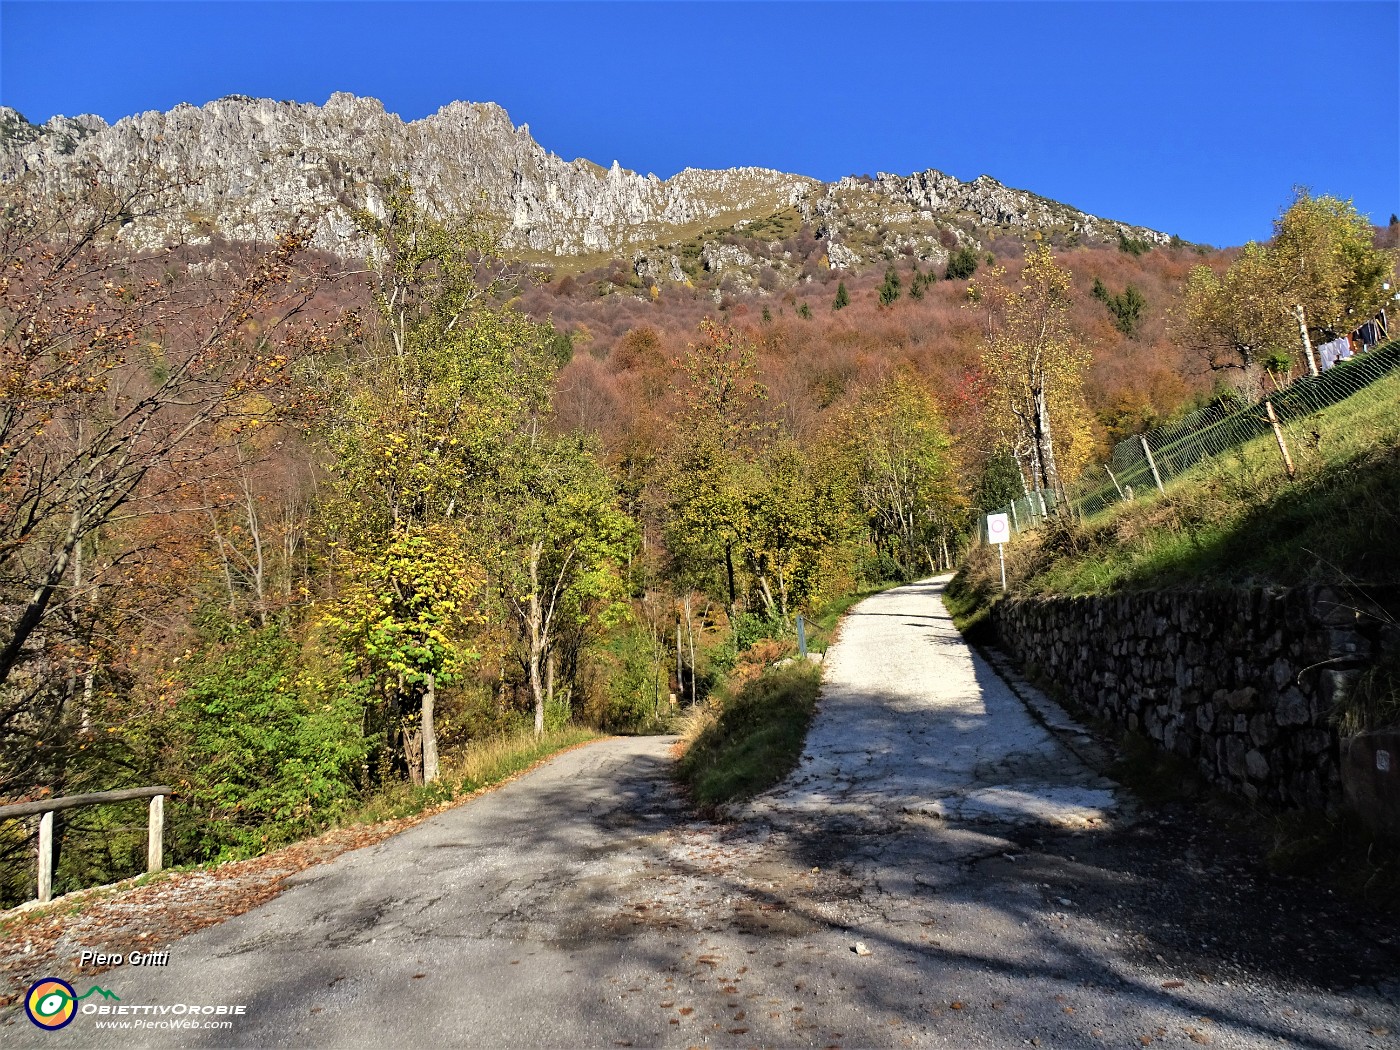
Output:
[{"xmin": 1, "ymin": 93, "xmax": 1175, "ymax": 277}]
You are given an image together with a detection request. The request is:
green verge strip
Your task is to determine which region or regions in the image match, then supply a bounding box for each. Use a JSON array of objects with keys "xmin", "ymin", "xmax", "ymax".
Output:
[{"xmin": 675, "ymin": 664, "xmax": 821, "ymax": 808}]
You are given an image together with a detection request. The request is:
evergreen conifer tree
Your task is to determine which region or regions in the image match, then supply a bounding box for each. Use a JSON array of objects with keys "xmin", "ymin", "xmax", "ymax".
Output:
[{"xmin": 878, "ymin": 266, "xmax": 901, "ymax": 306}]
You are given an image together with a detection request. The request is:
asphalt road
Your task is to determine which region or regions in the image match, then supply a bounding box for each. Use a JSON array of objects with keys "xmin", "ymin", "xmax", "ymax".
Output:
[{"xmin": 18, "ymin": 578, "xmax": 1400, "ymax": 1048}]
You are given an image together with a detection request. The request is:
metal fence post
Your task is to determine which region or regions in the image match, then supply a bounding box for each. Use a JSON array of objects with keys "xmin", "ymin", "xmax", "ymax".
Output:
[{"xmin": 1139, "ymin": 435, "xmax": 1166, "ymax": 495}]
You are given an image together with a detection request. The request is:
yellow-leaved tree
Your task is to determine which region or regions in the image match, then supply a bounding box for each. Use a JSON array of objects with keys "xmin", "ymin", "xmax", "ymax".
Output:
[
  {"xmin": 974, "ymin": 245, "xmax": 1092, "ymax": 505},
  {"xmin": 1179, "ymin": 192, "xmax": 1396, "ymax": 392}
]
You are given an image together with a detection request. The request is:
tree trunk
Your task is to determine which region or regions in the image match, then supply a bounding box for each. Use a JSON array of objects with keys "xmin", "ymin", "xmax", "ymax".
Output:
[
  {"xmin": 1033, "ymin": 386, "xmax": 1063, "ymax": 503},
  {"xmin": 685, "ymin": 596, "xmax": 697, "ymax": 704},
  {"xmin": 724, "ymin": 544, "xmax": 738, "ymax": 617},
  {"xmin": 422, "ymin": 672, "xmax": 439, "ymax": 784},
  {"xmin": 757, "ymin": 575, "xmax": 777, "ymax": 618},
  {"xmin": 403, "ymin": 725, "xmax": 424, "ymax": 786},
  {"xmin": 546, "ymin": 650, "xmax": 555, "ymax": 713},
  {"xmin": 528, "ymin": 544, "xmax": 546, "ymax": 736}
]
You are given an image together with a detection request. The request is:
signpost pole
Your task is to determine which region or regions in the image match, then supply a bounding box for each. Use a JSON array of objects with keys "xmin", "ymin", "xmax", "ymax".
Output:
[{"xmin": 998, "ymin": 543, "xmax": 1006, "ymax": 594}]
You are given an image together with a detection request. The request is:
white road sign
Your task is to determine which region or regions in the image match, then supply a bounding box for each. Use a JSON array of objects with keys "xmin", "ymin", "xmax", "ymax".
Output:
[{"xmin": 987, "ymin": 513, "xmax": 1010, "ymax": 544}]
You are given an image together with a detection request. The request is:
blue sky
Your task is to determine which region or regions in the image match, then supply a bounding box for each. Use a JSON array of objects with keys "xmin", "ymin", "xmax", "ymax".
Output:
[{"xmin": 1, "ymin": 1, "xmax": 1395, "ymax": 247}]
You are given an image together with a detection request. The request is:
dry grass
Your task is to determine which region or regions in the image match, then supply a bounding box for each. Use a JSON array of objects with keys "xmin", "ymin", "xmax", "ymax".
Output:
[{"xmin": 346, "ymin": 725, "xmax": 602, "ymax": 824}]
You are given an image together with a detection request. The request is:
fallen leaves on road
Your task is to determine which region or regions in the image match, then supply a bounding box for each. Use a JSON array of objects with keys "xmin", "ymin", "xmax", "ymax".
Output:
[{"xmin": 0, "ymin": 816, "xmax": 420, "ymax": 1011}]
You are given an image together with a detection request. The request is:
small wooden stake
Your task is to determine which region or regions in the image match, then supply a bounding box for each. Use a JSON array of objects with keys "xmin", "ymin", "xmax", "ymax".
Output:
[
  {"xmin": 1264, "ymin": 400, "xmax": 1296, "ymax": 478},
  {"xmin": 147, "ymin": 794, "xmax": 164, "ymax": 873},
  {"xmin": 37, "ymin": 811, "xmax": 53, "ymax": 903}
]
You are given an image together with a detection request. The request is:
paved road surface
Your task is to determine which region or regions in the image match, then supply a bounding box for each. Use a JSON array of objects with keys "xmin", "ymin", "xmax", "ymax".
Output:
[{"xmin": 13, "ymin": 579, "xmax": 1398, "ymax": 1047}]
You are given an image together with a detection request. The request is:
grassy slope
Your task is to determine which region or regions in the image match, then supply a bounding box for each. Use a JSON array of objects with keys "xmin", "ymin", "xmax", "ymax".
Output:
[
  {"xmin": 675, "ymin": 664, "xmax": 822, "ymax": 808},
  {"xmin": 951, "ymin": 368, "xmax": 1400, "ymax": 628}
]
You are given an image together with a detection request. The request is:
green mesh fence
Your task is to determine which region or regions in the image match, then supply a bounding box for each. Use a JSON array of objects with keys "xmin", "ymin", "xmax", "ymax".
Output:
[{"xmin": 980, "ymin": 337, "xmax": 1400, "ymax": 539}]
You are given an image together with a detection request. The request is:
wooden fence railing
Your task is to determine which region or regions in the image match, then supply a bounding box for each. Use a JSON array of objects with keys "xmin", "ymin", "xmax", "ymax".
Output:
[{"xmin": 0, "ymin": 786, "xmax": 172, "ymax": 905}]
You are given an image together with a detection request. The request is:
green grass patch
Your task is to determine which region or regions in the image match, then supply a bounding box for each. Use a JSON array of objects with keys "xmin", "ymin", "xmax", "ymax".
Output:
[
  {"xmin": 675, "ymin": 665, "xmax": 821, "ymax": 808},
  {"xmin": 942, "ymin": 569, "xmax": 998, "ymax": 645}
]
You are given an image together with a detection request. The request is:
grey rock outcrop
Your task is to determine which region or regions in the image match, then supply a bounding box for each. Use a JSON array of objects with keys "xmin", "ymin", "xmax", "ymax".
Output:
[{"xmin": 1, "ymin": 93, "xmax": 1176, "ymax": 269}]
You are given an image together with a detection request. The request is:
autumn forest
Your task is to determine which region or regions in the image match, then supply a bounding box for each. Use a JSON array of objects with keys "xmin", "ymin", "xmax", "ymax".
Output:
[{"xmin": 2, "ymin": 163, "xmax": 1395, "ymax": 906}]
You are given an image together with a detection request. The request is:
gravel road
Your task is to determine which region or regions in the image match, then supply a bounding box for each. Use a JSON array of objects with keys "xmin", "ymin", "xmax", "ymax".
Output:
[{"xmin": 10, "ymin": 578, "xmax": 1398, "ymax": 1048}]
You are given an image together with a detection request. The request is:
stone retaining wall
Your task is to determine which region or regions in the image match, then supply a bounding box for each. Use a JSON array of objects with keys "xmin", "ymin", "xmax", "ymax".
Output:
[{"xmin": 989, "ymin": 586, "xmax": 1400, "ymax": 811}]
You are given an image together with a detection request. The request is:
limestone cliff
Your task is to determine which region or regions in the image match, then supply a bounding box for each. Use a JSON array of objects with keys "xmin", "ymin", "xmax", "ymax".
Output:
[{"xmin": 1, "ymin": 93, "xmax": 1174, "ymax": 272}]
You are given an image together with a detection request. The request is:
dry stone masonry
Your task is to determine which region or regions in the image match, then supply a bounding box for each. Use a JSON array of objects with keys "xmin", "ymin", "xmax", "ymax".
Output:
[{"xmin": 990, "ymin": 586, "xmax": 1400, "ymax": 813}]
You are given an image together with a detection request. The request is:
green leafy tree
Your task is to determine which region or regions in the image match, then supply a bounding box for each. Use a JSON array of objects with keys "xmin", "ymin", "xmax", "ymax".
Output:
[
  {"xmin": 1093, "ymin": 279, "xmax": 1147, "ymax": 336},
  {"xmin": 1179, "ymin": 241, "xmax": 1284, "ymax": 377},
  {"xmin": 664, "ymin": 321, "xmax": 771, "ymax": 616},
  {"xmin": 173, "ymin": 622, "xmax": 366, "ymax": 858},
  {"xmin": 1118, "ymin": 231, "xmax": 1153, "ymax": 256},
  {"xmin": 1179, "ymin": 192, "xmax": 1395, "ymax": 384},
  {"xmin": 827, "ymin": 371, "xmax": 960, "ymax": 580},
  {"xmin": 741, "ymin": 442, "xmax": 856, "ymax": 617},
  {"xmin": 486, "ymin": 435, "xmax": 634, "ymax": 735},
  {"xmin": 1269, "ymin": 190, "xmax": 1395, "ymax": 344},
  {"xmin": 328, "ymin": 528, "xmax": 481, "ymax": 784},
  {"xmin": 974, "ymin": 448, "xmax": 1026, "ymax": 512},
  {"xmin": 321, "ymin": 183, "xmax": 556, "ymax": 781}
]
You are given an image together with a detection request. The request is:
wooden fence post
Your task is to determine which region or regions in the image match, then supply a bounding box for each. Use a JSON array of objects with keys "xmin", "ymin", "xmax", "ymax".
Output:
[
  {"xmin": 0, "ymin": 785, "xmax": 172, "ymax": 904},
  {"xmin": 37, "ymin": 811, "xmax": 53, "ymax": 903},
  {"xmin": 147, "ymin": 794, "xmax": 164, "ymax": 873}
]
